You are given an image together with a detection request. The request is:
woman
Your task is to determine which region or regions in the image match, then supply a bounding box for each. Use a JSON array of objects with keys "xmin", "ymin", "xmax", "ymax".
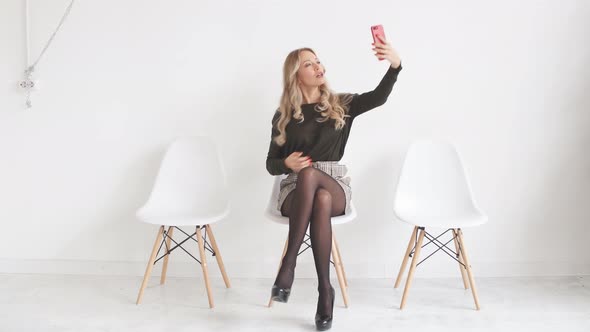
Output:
[{"xmin": 265, "ymin": 35, "xmax": 402, "ymax": 331}]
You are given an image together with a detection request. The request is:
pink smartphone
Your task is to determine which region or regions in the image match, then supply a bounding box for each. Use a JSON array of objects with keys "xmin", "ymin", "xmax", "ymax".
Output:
[
  {"xmin": 371, "ymin": 24, "xmax": 386, "ymax": 44},
  {"xmin": 371, "ymin": 25, "xmax": 386, "ymax": 61}
]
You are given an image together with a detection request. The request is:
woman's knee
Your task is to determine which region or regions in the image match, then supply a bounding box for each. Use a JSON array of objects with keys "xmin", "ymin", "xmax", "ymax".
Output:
[
  {"xmin": 296, "ymin": 167, "xmax": 318, "ymax": 187},
  {"xmin": 313, "ymin": 188, "xmax": 332, "ymax": 209}
]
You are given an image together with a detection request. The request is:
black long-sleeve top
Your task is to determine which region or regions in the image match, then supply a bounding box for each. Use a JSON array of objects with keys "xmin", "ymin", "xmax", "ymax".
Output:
[{"xmin": 266, "ymin": 64, "xmax": 402, "ymax": 175}]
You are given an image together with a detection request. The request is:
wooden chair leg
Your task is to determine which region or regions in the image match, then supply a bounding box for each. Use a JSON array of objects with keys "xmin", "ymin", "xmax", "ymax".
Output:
[
  {"xmin": 136, "ymin": 225, "xmax": 164, "ymax": 304},
  {"xmin": 452, "ymin": 229, "xmax": 469, "ymax": 289},
  {"xmin": 268, "ymin": 236, "xmax": 289, "ymax": 307},
  {"xmin": 457, "ymin": 229, "xmax": 481, "ymax": 310},
  {"xmin": 196, "ymin": 225, "xmax": 214, "ymax": 308},
  {"xmin": 160, "ymin": 226, "xmax": 174, "ymax": 285},
  {"xmin": 332, "ymin": 235, "xmax": 350, "ymax": 308},
  {"xmin": 333, "ymin": 236, "xmax": 348, "ymax": 287},
  {"xmin": 394, "ymin": 226, "xmax": 418, "ymax": 288},
  {"xmin": 205, "ymin": 224, "xmax": 231, "ymax": 288},
  {"xmin": 400, "ymin": 227, "xmax": 425, "ymax": 310}
]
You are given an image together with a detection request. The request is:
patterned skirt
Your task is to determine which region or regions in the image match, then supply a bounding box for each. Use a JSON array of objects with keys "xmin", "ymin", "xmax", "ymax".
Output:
[{"xmin": 277, "ymin": 161, "xmax": 352, "ymax": 215}]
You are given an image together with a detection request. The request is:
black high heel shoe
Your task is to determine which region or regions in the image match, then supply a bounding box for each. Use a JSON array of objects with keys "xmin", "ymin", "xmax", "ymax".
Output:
[
  {"xmin": 271, "ymin": 264, "xmax": 294, "ymax": 303},
  {"xmin": 270, "ymin": 284, "xmax": 291, "ymax": 303},
  {"xmin": 315, "ymin": 286, "xmax": 335, "ymax": 331}
]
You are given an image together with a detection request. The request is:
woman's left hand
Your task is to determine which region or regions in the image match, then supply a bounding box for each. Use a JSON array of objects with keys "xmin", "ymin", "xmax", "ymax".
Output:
[{"xmin": 372, "ymin": 35, "xmax": 401, "ymax": 69}]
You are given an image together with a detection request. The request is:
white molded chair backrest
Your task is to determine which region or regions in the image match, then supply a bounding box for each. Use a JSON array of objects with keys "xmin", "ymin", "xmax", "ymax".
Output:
[
  {"xmin": 138, "ymin": 136, "xmax": 229, "ymax": 220},
  {"xmin": 393, "ymin": 140, "xmax": 482, "ymax": 223}
]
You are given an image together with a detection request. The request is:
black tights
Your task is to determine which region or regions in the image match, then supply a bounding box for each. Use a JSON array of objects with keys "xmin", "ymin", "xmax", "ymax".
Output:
[{"xmin": 275, "ymin": 167, "xmax": 346, "ymax": 315}]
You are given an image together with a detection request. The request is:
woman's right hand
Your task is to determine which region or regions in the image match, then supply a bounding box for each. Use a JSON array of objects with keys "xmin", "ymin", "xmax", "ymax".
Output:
[{"xmin": 284, "ymin": 151, "xmax": 312, "ymax": 173}]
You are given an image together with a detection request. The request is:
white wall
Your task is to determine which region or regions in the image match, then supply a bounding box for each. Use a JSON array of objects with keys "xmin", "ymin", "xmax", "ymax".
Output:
[{"xmin": 1, "ymin": 0, "xmax": 589, "ymax": 279}]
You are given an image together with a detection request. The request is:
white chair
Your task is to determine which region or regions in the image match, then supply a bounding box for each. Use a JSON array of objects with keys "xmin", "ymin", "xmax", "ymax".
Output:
[
  {"xmin": 392, "ymin": 139, "xmax": 487, "ymax": 310},
  {"xmin": 265, "ymin": 174, "xmax": 357, "ymax": 308},
  {"xmin": 135, "ymin": 136, "xmax": 231, "ymax": 309}
]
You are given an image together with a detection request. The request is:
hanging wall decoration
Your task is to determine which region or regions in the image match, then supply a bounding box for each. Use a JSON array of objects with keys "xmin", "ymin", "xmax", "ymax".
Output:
[{"xmin": 20, "ymin": 0, "xmax": 76, "ymax": 108}]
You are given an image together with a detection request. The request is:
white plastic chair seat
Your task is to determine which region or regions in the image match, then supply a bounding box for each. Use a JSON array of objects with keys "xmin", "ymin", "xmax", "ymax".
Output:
[
  {"xmin": 136, "ymin": 209, "xmax": 229, "ymax": 226},
  {"xmin": 394, "ymin": 210, "xmax": 487, "ymax": 229},
  {"xmin": 393, "ymin": 139, "xmax": 487, "ymax": 229},
  {"xmin": 265, "ymin": 174, "xmax": 357, "ymax": 225}
]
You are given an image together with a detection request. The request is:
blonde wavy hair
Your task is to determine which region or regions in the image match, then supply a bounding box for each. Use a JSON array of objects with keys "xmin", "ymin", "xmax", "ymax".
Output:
[{"xmin": 273, "ymin": 47, "xmax": 353, "ymax": 146}]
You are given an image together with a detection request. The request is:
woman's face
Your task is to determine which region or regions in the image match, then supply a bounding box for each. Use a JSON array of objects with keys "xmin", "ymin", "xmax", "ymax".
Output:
[{"xmin": 297, "ymin": 50, "xmax": 325, "ymax": 88}]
